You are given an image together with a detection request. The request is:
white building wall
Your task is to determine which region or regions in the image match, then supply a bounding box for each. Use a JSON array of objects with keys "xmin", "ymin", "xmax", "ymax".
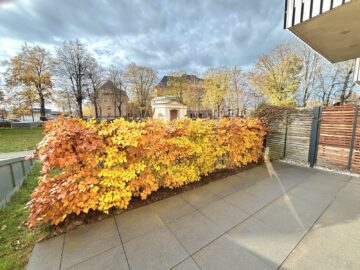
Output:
[{"xmin": 152, "ymin": 105, "xmax": 187, "ymax": 121}]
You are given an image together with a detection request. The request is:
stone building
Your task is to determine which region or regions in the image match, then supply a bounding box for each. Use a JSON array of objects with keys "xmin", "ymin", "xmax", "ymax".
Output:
[
  {"xmin": 97, "ymin": 80, "xmax": 129, "ymax": 118},
  {"xmin": 155, "ymin": 74, "xmax": 212, "ymax": 119},
  {"xmin": 151, "ymin": 96, "xmax": 187, "ymax": 121}
]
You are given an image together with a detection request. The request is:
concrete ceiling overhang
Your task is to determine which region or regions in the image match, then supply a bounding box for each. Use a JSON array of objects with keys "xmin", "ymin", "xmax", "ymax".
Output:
[{"xmin": 289, "ymin": 0, "xmax": 360, "ymax": 63}]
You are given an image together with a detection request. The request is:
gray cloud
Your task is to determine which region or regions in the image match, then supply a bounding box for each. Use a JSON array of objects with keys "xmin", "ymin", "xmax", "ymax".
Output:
[{"xmin": 0, "ymin": 0, "xmax": 293, "ymax": 76}]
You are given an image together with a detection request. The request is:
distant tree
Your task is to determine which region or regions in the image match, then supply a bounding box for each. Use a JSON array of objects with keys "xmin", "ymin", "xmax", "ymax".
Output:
[
  {"xmin": 249, "ymin": 43, "xmax": 302, "ymax": 106},
  {"xmin": 0, "ymin": 89, "xmax": 4, "ymax": 104},
  {"xmin": 296, "ymin": 43, "xmax": 320, "ymax": 107},
  {"xmin": 165, "ymin": 71, "xmax": 188, "ymax": 102},
  {"xmin": 315, "ymin": 59, "xmax": 357, "ymax": 105},
  {"xmin": 202, "ymin": 67, "xmax": 230, "ymax": 118},
  {"xmin": 125, "ymin": 63, "xmax": 157, "ymax": 118},
  {"xmin": 5, "ymin": 43, "xmax": 54, "ymax": 117},
  {"xmin": 52, "ymin": 88, "xmax": 76, "ymax": 116},
  {"xmin": 86, "ymin": 57, "xmax": 104, "ymax": 118},
  {"xmin": 8, "ymin": 88, "xmax": 38, "ymax": 121},
  {"xmin": 182, "ymin": 74, "xmax": 204, "ymax": 117},
  {"xmin": 337, "ymin": 60, "xmax": 356, "ymax": 105},
  {"xmin": 56, "ymin": 40, "xmax": 92, "ymax": 118},
  {"xmin": 225, "ymin": 67, "xmax": 252, "ymax": 116},
  {"xmin": 108, "ymin": 67, "xmax": 126, "ymax": 117},
  {"xmin": 316, "ymin": 61, "xmax": 340, "ymax": 106}
]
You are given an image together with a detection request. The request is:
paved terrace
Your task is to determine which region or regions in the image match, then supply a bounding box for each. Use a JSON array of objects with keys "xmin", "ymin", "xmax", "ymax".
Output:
[{"xmin": 28, "ymin": 162, "xmax": 360, "ymax": 270}]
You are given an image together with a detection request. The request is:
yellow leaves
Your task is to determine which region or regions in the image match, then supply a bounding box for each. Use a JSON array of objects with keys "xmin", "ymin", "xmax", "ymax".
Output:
[{"xmin": 28, "ymin": 116, "xmax": 266, "ymax": 227}]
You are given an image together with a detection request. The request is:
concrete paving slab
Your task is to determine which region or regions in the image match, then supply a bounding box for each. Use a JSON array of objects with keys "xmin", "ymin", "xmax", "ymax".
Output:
[
  {"xmin": 228, "ymin": 217, "xmax": 303, "ymax": 269},
  {"xmin": 180, "ymin": 187, "xmax": 220, "ymax": 209},
  {"xmin": 172, "ymin": 258, "xmax": 200, "ymax": 270},
  {"xmin": 65, "ymin": 246, "xmax": 128, "ymax": 270},
  {"xmin": 311, "ymin": 170, "xmax": 351, "ymax": 182},
  {"xmin": 123, "ymin": 227, "xmax": 188, "ymax": 270},
  {"xmin": 299, "ymin": 177, "xmax": 347, "ymax": 196},
  {"xmin": 280, "ymin": 225, "xmax": 360, "ymax": 270},
  {"xmin": 199, "ymin": 199, "xmax": 249, "ymax": 231},
  {"xmin": 237, "ymin": 166, "xmax": 271, "ymax": 180},
  {"xmin": 225, "ymin": 174, "xmax": 261, "ymax": 190},
  {"xmin": 115, "ymin": 205, "xmax": 164, "ymax": 242},
  {"xmin": 335, "ymin": 182, "xmax": 360, "ymax": 206},
  {"xmin": 224, "ymin": 190, "xmax": 269, "ymax": 215},
  {"xmin": 272, "ymin": 193, "xmax": 329, "ymax": 225},
  {"xmin": 316, "ymin": 199, "xmax": 360, "ymax": 242},
  {"xmin": 168, "ymin": 211, "xmax": 224, "ymax": 254},
  {"xmin": 254, "ymin": 202, "xmax": 308, "ymax": 235},
  {"xmin": 152, "ymin": 196, "xmax": 196, "ymax": 223},
  {"xmin": 349, "ymin": 176, "xmax": 360, "ymax": 185},
  {"xmin": 203, "ymin": 178, "xmax": 238, "ymax": 197},
  {"xmin": 245, "ymin": 179, "xmax": 285, "ymax": 203},
  {"xmin": 27, "ymin": 235, "xmax": 64, "ymax": 270},
  {"xmin": 192, "ymin": 234, "xmax": 273, "ymax": 270},
  {"xmin": 287, "ymin": 185, "xmax": 334, "ymax": 208},
  {"xmin": 61, "ymin": 218, "xmax": 121, "ymax": 269}
]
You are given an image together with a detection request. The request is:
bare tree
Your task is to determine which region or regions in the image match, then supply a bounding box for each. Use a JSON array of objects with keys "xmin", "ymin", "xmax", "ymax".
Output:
[
  {"xmin": 225, "ymin": 67, "xmax": 252, "ymax": 116},
  {"xmin": 338, "ymin": 60, "xmax": 356, "ymax": 105},
  {"xmin": 56, "ymin": 40, "xmax": 91, "ymax": 118},
  {"xmin": 108, "ymin": 67, "xmax": 126, "ymax": 117},
  {"xmin": 315, "ymin": 59, "xmax": 357, "ymax": 105},
  {"xmin": 86, "ymin": 57, "xmax": 104, "ymax": 118},
  {"xmin": 125, "ymin": 63, "xmax": 157, "ymax": 118},
  {"xmin": 296, "ymin": 44, "xmax": 320, "ymax": 107}
]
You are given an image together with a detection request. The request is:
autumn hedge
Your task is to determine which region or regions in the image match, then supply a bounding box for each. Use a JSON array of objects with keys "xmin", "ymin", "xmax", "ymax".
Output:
[{"xmin": 27, "ymin": 117, "xmax": 266, "ymax": 227}]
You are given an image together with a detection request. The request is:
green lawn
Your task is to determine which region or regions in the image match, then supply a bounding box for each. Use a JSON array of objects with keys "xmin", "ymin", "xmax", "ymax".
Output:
[
  {"xmin": 0, "ymin": 163, "xmax": 49, "ymax": 270},
  {"xmin": 0, "ymin": 128, "xmax": 44, "ymax": 153}
]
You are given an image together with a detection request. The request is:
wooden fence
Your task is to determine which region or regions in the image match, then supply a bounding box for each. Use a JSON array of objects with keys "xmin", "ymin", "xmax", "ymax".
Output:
[
  {"xmin": 267, "ymin": 105, "xmax": 360, "ymax": 173},
  {"xmin": 266, "ymin": 108, "xmax": 313, "ymax": 164}
]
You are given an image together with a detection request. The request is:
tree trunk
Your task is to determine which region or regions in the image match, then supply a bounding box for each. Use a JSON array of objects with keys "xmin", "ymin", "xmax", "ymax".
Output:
[
  {"xmin": 31, "ymin": 106, "xmax": 34, "ymax": 122},
  {"xmin": 40, "ymin": 96, "xmax": 46, "ymax": 117},
  {"xmin": 77, "ymin": 97, "xmax": 83, "ymax": 118},
  {"xmin": 94, "ymin": 102, "xmax": 99, "ymax": 118}
]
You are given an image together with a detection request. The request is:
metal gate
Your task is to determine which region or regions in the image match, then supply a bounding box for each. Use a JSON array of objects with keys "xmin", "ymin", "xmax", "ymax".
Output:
[{"xmin": 267, "ymin": 105, "xmax": 360, "ymax": 173}]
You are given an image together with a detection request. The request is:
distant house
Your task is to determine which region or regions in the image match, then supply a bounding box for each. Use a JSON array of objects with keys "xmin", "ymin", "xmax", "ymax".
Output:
[
  {"xmin": 155, "ymin": 74, "xmax": 212, "ymax": 119},
  {"xmin": 151, "ymin": 96, "xmax": 187, "ymax": 121},
  {"xmin": 22, "ymin": 108, "xmax": 52, "ymax": 122},
  {"xmin": 0, "ymin": 108, "xmax": 8, "ymax": 120},
  {"xmin": 96, "ymin": 80, "xmax": 129, "ymax": 118}
]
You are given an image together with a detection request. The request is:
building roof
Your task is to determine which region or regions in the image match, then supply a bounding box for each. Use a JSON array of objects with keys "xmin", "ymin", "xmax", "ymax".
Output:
[
  {"xmin": 151, "ymin": 96, "xmax": 187, "ymax": 107},
  {"xmin": 156, "ymin": 74, "xmax": 203, "ymax": 88},
  {"xmin": 100, "ymin": 80, "xmax": 128, "ymax": 97}
]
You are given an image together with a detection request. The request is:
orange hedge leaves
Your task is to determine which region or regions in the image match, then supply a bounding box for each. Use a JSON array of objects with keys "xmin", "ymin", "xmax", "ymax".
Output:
[{"xmin": 27, "ymin": 117, "xmax": 266, "ymax": 227}]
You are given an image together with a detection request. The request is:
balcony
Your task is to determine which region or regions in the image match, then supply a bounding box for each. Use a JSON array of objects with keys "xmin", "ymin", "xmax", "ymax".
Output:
[{"xmin": 284, "ymin": 0, "xmax": 360, "ymax": 63}]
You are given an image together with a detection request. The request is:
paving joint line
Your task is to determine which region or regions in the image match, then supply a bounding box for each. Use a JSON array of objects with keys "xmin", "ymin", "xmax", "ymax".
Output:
[
  {"xmin": 113, "ymin": 216, "xmax": 131, "ymax": 270},
  {"xmin": 58, "ymin": 233, "xmax": 66, "ymax": 270}
]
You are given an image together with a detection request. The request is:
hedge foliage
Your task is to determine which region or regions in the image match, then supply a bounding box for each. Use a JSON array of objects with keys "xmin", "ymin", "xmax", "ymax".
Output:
[{"xmin": 27, "ymin": 117, "xmax": 266, "ymax": 227}]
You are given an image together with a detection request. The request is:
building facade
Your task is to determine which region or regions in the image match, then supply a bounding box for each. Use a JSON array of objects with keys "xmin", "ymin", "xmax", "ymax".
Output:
[
  {"xmin": 155, "ymin": 74, "xmax": 213, "ymax": 119},
  {"xmin": 97, "ymin": 80, "xmax": 129, "ymax": 118},
  {"xmin": 151, "ymin": 96, "xmax": 187, "ymax": 121}
]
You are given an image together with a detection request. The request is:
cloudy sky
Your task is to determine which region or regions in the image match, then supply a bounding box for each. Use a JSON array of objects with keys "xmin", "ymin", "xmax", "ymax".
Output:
[{"xmin": 0, "ymin": 0, "xmax": 293, "ymax": 77}]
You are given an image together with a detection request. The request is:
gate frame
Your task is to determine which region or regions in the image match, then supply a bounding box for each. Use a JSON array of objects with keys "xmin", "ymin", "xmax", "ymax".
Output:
[
  {"xmin": 308, "ymin": 107, "xmax": 322, "ymax": 168},
  {"xmin": 347, "ymin": 105, "xmax": 359, "ymax": 170}
]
